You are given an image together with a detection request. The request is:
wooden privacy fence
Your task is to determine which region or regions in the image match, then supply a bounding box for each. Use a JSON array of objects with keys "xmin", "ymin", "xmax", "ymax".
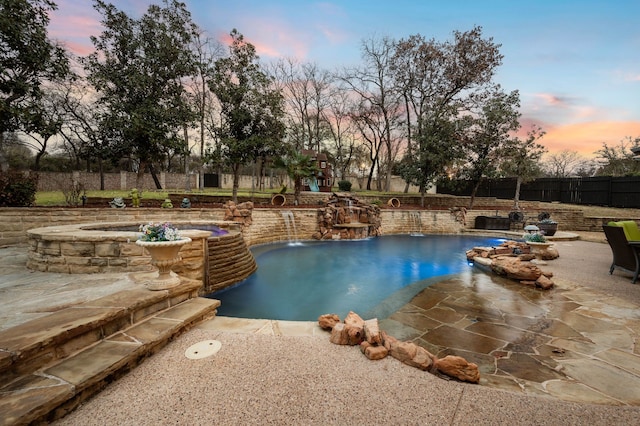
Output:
[{"xmin": 441, "ymin": 176, "xmax": 640, "ymax": 209}]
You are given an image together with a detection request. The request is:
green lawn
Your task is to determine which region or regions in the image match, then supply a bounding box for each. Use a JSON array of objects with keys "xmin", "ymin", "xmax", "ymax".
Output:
[
  {"xmin": 34, "ymin": 188, "xmax": 285, "ymax": 206},
  {"xmin": 34, "ymin": 187, "xmax": 410, "ymax": 206}
]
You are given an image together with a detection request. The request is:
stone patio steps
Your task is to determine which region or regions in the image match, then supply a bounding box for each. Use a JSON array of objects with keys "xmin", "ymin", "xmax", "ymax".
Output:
[{"xmin": 0, "ymin": 280, "xmax": 220, "ymax": 425}]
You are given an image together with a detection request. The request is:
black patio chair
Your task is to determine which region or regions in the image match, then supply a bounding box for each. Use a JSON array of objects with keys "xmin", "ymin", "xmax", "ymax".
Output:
[{"xmin": 602, "ymin": 225, "xmax": 640, "ymax": 284}]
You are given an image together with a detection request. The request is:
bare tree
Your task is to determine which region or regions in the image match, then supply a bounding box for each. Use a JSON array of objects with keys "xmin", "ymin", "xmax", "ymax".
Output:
[
  {"xmin": 341, "ymin": 36, "xmax": 403, "ymax": 191},
  {"xmin": 350, "ymin": 101, "xmax": 385, "ymax": 190},
  {"xmin": 323, "ymin": 82, "xmax": 359, "ymax": 180},
  {"xmin": 543, "ymin": 150, "xmax": 589, "ymax": 178},
  {"xmin": 270, "ymin": 58, "xmax": 332, "ymax": 152}
]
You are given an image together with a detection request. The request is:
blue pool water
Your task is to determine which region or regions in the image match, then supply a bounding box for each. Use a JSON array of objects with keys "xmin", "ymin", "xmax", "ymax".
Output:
[{"xmin": 209, "ymin": 234, "xmax": 503, "ymax": 321}]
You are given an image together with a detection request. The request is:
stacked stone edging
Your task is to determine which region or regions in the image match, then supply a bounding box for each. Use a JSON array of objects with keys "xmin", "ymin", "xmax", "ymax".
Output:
[{"xmin": 205, "ymin": 232, "xmax": 257, "ymax": 293}]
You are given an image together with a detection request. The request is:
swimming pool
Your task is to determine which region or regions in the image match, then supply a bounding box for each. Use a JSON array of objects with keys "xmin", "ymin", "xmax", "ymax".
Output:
[{"xmin": 209, "ymin": 234, "xmax": 503, "ymax": 321}]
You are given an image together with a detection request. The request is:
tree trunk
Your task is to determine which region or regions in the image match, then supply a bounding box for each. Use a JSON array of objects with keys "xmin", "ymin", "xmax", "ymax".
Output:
[
  {"xmin": 136, "ymin": 162, "xmax": 145, "ymax": 190},
  {"xmin": 232, "ymin": 163, "xmax": 240, "ymax": 202},
  {"xmin": 513, "ymin": 176, "xmax": 522, "ymax": 210},
  {"xmin": 149, "ymin": 163, "xmax": 162, "ymax": 189},
  {"xmin": 366, "ymin": 162, "xmax": 375, "ymax": 190},
  {"xmin": 0, "ymin": 133, "xmax": 8, "ymax": 172},
  {"xmin": 469, "ymin": 180, "xmax": 481, "ymax": 209},
  {"xmin": 294, "ymin": 180, "xmax": 301, "ymax": 205},
  {"xmin": 183, "ymin": 124, "xmax": 191, "ymax": 191},
  {"xmin": 99, "ymin": 158, "xmax": 105, "ymax": 190}
]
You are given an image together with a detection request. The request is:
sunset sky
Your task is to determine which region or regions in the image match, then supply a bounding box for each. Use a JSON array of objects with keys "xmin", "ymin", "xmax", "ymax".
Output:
[{"xmin": 48, "ymin": 0, "xmax": 640, "ymax": 159}]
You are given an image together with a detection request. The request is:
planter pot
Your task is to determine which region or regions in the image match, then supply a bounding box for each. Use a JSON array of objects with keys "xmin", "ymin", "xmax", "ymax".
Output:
[
  {"xmin": 271, "ymin": 194, "xmax": 286, "ymax": 206},
  {"xmin": 537, "ymin": 223, "xmax": 558, "ymax": 236},
  {"xmin": 526, "ymin": 241, "xmax": 553, "ymax": 264},
  {"xmin": 387, "ymin": 198, "xmax": 400, "ymax": 208},
  {"xmin": 136, "ymin": 238, "xmax": 191, "ymax": 290}
]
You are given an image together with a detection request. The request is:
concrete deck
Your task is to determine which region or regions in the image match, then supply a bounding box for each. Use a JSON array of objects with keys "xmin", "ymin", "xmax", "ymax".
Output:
[{"xmin": 2, "ymin": 232, "xmax": 640, "ymax": 424}]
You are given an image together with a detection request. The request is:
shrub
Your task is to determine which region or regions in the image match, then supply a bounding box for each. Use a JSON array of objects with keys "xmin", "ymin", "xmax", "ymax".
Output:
[
  {"xmin": 338, "ymin": 180, "xmax": 352, "ymax": 191},
  {"xmin": 523, "ymin": 232, "xmax": 547, "ymax": 243},
  {"xmin": 538, "ymin": 218, "xmax": 557, "ymax": 224},
  {"xmin": 54, "ymin": 174, "xmax": 85, "ymax": 206},
  {"xmin": 0, "ymin": 171, "xmax": 38, "ymax": 207}
]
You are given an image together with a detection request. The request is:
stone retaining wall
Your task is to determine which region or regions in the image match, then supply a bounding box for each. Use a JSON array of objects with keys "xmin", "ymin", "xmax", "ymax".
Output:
[{"xmin": 0, "ymin": 206, "xmax": 627, "ymax": 248}]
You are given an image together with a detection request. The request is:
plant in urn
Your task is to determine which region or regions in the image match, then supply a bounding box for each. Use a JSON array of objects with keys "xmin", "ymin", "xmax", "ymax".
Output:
[{"xmin": 136, "ymin": 222, "xmax": 191, "ymax": 290}]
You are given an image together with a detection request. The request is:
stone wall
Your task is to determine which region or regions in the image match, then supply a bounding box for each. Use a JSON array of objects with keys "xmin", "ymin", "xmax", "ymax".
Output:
[
  {"xmin": 0, "ymin": 205, "xmax": 634, "ymax": 248},
  {"xmin": 35, "ymin": 171, "xmax": 199, "ymax": 192},
  {"xmin": 34, "ymin": 171, "xmax": 426, "ymax": 193},
  {"xmin": 0, "ymin": 208, "xmax": 225, "ymax": 246},
  {"xmin": 26, "ymin": 224, "xmax": 211, "ymax": 281}
]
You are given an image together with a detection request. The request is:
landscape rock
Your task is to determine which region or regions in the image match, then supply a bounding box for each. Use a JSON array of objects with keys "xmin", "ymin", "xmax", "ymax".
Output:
[
  {"xmin": 388, "ymin": 340, "xmax": 434, "ymax": 371},
  {"xmin": 541, "ymin": 246, "xmax": 560, "ymax": 260},
  {"xmin": 323, "ymin": 314, "xmax": 478, "ymax": 382},
  {"xmin": 344, "ymin": 311, "xmax": 365, "ymax": 327},
  {"xmin": 491, "ymin": 257, "xmax": 542, "ymax": 281},
  {"xmin": 363, "ymin": 318, "xmax": 382, "ymax": 344},
  {"xmin": 318, "ymin": 314, "xmax": 340, "ymax": 330},
  {"xmin": 535, "ymin": 274, "xmax": 554, "ymax": 290},
  {"xmin": 435, "ymin": 355, "xmax": 480, "ymax": 383},
  {"xmin": 329, "ymin": 323, "xmax": 349, "ymax": 345},
  {"xmin": 360, "ymin": 341, "xmax": 388, "ymax": 360}
]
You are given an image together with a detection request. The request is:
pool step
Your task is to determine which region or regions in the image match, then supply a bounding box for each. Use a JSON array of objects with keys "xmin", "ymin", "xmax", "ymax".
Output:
[{"xmin": 0, "ymin": 278, "xmax": 220, "ymax": 425}]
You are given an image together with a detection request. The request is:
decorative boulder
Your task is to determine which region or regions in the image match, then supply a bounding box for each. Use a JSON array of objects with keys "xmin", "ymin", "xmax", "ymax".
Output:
[
  {"xmin": 318, "ymin": 314, "xmax": 340, "ymax": 330},
  {"xmin": 363, "ymin": 318, "xmax": 382, "ymax": 345},
  {"xmin": 435, "ymin": 355, "xmax": 480, "ymax": 383},
  {"xmin": 360, "ymin": 341, "xmax": 388, "ymax": 360},
  {"xmin": 491, "ymin": 257, "xmax": 542, "ymax": 281}
]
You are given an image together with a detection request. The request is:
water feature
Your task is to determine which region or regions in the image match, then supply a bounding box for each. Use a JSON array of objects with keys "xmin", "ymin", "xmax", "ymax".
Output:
[
  {"xmin": 408, "ymin": 211, "xmax": 423, "ymax": 236},
  {"xmin": 346, "ymin": 199, "xmax": 358, "ymax": 223},
  {"xmin": 209, "ymin": 234, "xmax": 503, "ymax": 321},
  {"xmin": 281, "ymin": 211, "xmax": 299, "ymax": 245}
]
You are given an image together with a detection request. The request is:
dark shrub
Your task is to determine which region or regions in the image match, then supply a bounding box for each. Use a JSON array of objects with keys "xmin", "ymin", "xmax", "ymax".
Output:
[
  {"xmin": 0, "ymin": 171, "xmax": 38, "ymax": 207},
  {"xmin": 338, "ymin": 180, "xmax": 352, "ymax": 191}
]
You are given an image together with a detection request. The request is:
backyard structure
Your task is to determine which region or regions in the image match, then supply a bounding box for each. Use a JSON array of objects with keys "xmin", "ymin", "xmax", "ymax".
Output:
[{"xmin": 301, "ymin": 149, "xmax": 333, "ymax": 192}]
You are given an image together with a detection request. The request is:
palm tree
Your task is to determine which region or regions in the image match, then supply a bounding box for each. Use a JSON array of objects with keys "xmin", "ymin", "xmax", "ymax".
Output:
[{"xmin": 275, "ymin": 152, "xmax": 319, "ymax": 205}]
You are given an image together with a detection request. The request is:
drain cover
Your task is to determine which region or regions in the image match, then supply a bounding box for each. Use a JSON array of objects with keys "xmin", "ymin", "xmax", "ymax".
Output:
[{"xmin": 185, "ymin": 340, "xmax": 222, "ymax": 359}]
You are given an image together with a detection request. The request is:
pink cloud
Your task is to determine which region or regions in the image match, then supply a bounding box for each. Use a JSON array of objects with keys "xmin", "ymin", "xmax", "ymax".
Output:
[
  {"xmin": 626, "ymin": 73, "xmax": 640, "ymax": 82},
  {"xmin": 217, "ymin": 21, "xmax": 310, "ymax": 61},
  {"xmin": 535, "ymin": 93, "xmax": 569, "ymax": 107},
  {"xmin": 537, "ymin": 121, "xmax": 640, "ymax": 157}
]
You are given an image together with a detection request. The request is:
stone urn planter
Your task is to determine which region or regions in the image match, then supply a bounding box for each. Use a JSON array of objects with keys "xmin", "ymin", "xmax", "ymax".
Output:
[
  {"xmin": 136, "ymin": 237, "xmax": 191, "ymax": 290},
  {"xmin": 526, "ymin": 241, "xmax": 553, "ymax": 265}
]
